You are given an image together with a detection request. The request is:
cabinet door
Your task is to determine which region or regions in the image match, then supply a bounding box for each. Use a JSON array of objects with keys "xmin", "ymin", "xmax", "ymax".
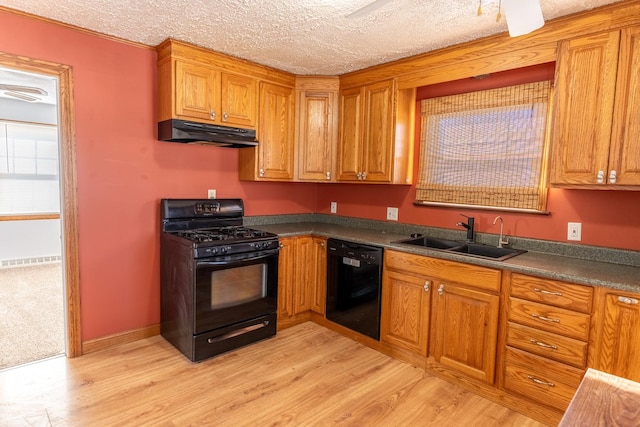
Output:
[
  {"xmin": 550, "ymin": 31, "xmax": 620, "ymax": 185},
  {"xmin": 175, "ymin": 60, "xmax": 219, "ymax": 122},
  {"xmin": 293, "ymin": 236, "xmax": 313, "ymax": 314},
  {"xmin": 220, "ymin": 72, "xmax": 257, "ymax": 128},
  {"xmin": 337, "ymin": 87, "xmax": 364, "ymax": 181},
  {"xmin": 609, "ymin": 27, "xmax": 640, "ymax": 186},
  {"xmin": 591, "ymin": 289, "xmax": 640, "ymax": 382},
  {"xmin": 381, "ymin": 270, "xmax": 431, "ymax": 356},
  {"xmin": 362, "ymin": 79, "xmax": 394, "ymax": 182},
  {"xmin": 310, "ymin": 237, "xmax": 327, "ymax": 314},
  {"xmin": 297, "ymin": 91, "xmax": 337, "ymax": 181},
  {"xmin": 432, "ymin": 282, "xmax": 499, "ymax": 383},
  {"xmin": 277, "ymin": 237, "xmax": 296, "ymax": 321},
  {"xmin": 257, "ymin": 82, "xmax": 295, "ymax": 180}
]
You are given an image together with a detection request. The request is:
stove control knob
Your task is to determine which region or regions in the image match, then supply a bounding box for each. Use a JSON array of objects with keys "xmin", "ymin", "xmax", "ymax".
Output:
[{"xmin": 210, "ymin": 247, "xmax": 218, "ymax": 255}]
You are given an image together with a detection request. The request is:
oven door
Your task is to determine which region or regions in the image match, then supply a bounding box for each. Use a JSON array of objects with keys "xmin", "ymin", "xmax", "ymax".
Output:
[{"xmin": 194, "ymin": 248, "xmax": 278, "ymax": 334}]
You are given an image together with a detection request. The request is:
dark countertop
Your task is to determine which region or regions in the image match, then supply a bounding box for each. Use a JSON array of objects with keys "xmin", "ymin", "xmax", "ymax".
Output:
[{"xmin": 251, "ymin": 221, "xmax": 640, "ymax": 293}]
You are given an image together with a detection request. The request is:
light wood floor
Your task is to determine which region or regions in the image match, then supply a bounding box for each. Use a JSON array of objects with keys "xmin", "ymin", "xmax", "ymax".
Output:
[{"xmin": 0, "ymin": 322, "xmax": 547, "ymax": 426}]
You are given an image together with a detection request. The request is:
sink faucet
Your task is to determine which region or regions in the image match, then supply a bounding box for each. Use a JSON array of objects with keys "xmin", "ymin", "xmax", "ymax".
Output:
[
  {"xmin": 456, "ymin": 214, "xmax": 475, "ymax": 242},
  {"xmin": 493, "ymin": 216, "xmax": 510, "ymax": 248}
]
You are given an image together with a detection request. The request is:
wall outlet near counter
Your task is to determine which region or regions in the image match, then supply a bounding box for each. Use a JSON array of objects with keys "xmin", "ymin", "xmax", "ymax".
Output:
[
  {"xmin": 568, "ymin": 222, "xmax": 582, "ymax": 241},
  {"xmin": 330, "ymin": 201, "xmax": 337, "ymax": 214},
  {"xmin": 207, "ymin": 189, "xmax": 216, "ymax": 199},
  {"xmin": 386, "ymin": 207, "xmax": 399, "ymax": 221}
]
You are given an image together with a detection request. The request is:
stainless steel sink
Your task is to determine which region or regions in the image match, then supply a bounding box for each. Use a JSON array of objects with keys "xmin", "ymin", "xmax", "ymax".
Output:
[{"xmin": 392, "ymin": 236, "xmax": 526, "ymax": 261}]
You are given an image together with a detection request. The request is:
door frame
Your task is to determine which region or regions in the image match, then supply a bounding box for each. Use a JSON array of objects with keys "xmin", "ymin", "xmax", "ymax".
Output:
[{"xmin": 0, "ymin": 51, "xmax": 82, "ymax": 357}]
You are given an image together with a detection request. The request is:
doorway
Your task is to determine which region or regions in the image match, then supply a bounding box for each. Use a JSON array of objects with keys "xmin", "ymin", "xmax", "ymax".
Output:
[{"xmin": 0, "ymin": 52, "xmax": 81, "ymax": 363}]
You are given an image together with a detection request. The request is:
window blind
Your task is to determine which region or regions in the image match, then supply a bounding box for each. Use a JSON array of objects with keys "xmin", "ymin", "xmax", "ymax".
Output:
[{"xmin": 416, "ymin": 81, "xmax": 551, "ymax": 212}]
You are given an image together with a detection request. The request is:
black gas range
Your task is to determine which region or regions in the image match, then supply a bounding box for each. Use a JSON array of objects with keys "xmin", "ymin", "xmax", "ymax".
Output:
[{"xmin": 160, "ymin": 199, "xmax": 279, "ymax": 362}]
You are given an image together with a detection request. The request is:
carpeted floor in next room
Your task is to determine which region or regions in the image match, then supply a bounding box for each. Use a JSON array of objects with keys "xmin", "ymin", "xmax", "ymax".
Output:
[{"xmin": 0, "ymin": 263, "xmax": 64, "ymax": 370}]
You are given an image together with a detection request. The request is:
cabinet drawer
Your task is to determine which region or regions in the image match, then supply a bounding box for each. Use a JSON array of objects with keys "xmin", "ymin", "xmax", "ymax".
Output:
[
  {"xmin": 506, "ymin": 322, "xmax": 588, "ymax": 368},
  {"xmin": 508, "ymin": 297, "xmax": 590, "ymax": 341},
  {"xmin": 503, "ymin": 347, "xmax": 585, "ymax": 411},
  {"xmin": 511, "ymin": 274, "xmax": 593, "ymax": 313},
  {"xmin": 384, "ymin": 250, "xmax": 501, "ymax": 292}
]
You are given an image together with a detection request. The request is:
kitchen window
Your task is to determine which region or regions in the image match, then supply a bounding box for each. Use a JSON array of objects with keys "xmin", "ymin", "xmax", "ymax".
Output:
[
  {"xmin": 0, "ymin": 121, "xmax": 60, "ymax": 215},
  {"xmin": 415, "ymin": 80, "xmax": 551, "ymax": 212}
]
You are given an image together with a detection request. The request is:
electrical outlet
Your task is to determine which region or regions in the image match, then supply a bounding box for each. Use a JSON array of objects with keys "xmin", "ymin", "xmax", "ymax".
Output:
[
  {"xmin": 568, "ymin": 222, "xmax": 582, "ymax": 241},
  {"xmin": 207, "ymin": 189, "xmax": 216, "ymax": 199},
  {"xmin": 386, "ymin": 207, "xmax": 398, "ymax": 221},
  {"xmin": 330, "ymin": 202, "xmax": 337, "ymax": 214}
]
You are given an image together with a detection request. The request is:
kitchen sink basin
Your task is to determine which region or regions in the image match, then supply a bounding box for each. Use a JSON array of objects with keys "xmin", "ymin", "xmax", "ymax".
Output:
[
  {"xmin": 393, "ymin": 236, "xmax": 463, "ymax": 250},
  {"xmin": 392, "ymin": 236, "xmax": 526, "ymax": 261},
  {"xmin": 449, "ymin": 243, "xmax": 527, "ymax": 261}
]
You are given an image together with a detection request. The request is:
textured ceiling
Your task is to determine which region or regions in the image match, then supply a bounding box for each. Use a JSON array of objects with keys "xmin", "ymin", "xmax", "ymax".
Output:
[{"xmin": 0, "ymin": 0, "xmax": 622, "ymax": 75}]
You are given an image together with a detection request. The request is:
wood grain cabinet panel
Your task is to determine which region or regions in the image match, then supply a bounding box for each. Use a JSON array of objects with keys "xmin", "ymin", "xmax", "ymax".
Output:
[
  {"xmin": 504, "ymin": 347, "xmax": 585, "ymax": 411},
  {"xmin": 337, "ymin": 79, "xmax": 415, "ymax": 184},
  {"xmin": 295, "ymin": 77, "xmax": 339, "ymax": 182},
  {"xmin": 550, "ymin": 27, "xmax": 640, "ymax": 187},
  {"xmin": 381, "ymin": 269, "xmax": 431, "ymax": 356},
  {"xmin": 508, "ymin": 297, "xmax": 591, "ymax": 341},
  {"xmin": 510, "ymin": 273, "xmax": 593, "ymax": 313},
  {"xmin": 590, "ymin": 287, "xmax": 640, "ymax": 382},
  {"xmin": 310, "ymin": 237, "xmax": 327, "ymax": 314},
  {"xmin": 432, "ymin": 281, "xmax": 500, "ymax": 384},
  {"xmin": 277, "ymin": 235, "xmax": 314, "ymax": 329},
  {"xmin": 239, "ymin": 82, "xmax": 295, "ymax": 181}
]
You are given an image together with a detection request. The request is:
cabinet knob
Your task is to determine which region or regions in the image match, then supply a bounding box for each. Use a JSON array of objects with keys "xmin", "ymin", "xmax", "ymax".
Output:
[
  {"xmin": 362, "ymin": 171, "xmax": 367, "ymax": 180},
  {"xmin": 259, "ymin": 168, "xmax": 265, "ymax": 177},
  {"xmin": 326, "ymin": 171, "xmax": 331, "ymax": 180},
  {"xmin": 356, "ymin": 172, "xmax": 362, "ymax": 180},
  {"xmin": 222, "ymin": 112, "xmax": 228, "ymax": 122},
  {"xmin": 609, "ymin": 170, "xmax": 617, "ymax": 184},
  {"xmin": 210, "ymin": 110, "xmax": 216, "ymax": 121},
  {"xmin": 424, "ymin": 281, "xmax": 431, "ymax": 292},
  {"xmin": 437, "ymin": 284, "xmax": 444, "ymax": 296},
  {"xmin": 596, "ymin": 170, "xmax": 604, "ymax": 184}
]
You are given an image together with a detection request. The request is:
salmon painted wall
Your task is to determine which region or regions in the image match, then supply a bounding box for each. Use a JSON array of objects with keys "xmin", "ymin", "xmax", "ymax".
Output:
[
  {"xmin": 0, "ymin": 10, "xmax": 315, "ymax": 341},
  {"xmin": 316, "ymin": 66, "xmax": 640, "ymax": 251}
]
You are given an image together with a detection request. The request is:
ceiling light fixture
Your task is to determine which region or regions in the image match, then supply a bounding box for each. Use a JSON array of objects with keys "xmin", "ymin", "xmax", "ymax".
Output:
[
  {"xmin": 502, "ymin": 0, "xmax": 545, "ymax": 37},
  {"xmin": 346, "ymin": 0, "xmax": 394, "ymax": 19}
]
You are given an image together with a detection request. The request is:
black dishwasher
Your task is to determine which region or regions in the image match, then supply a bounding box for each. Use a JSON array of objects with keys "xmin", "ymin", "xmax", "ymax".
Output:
[{"xmin": 326, "ymin": 238, "xmax": 383, "ymax": 340}]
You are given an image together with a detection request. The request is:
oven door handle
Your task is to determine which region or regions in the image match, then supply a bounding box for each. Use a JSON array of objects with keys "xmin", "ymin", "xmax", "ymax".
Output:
[{"xmin": 196, "ymin": 250, "xmax": 278, "ymax": 266}]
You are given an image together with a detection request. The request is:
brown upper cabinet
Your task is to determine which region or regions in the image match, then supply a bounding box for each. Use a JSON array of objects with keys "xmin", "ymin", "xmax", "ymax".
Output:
[
  {"xmin": 550, "ymin": 27, "xmax": 640, "ymax": 188},
  {"xmin": 295, "ymin": 77, "xmax": 339, "ymax": 182},
  {"xmin": 157, "ymin": 40, "xmax": 258, "ymax": 129},
  {"xmin": 239, "ymin": 82, "xmax": 296, "ymax": 181},
  {"xmin": 337, "ymin": 79, "xmax": 415, "ymax": 184}
]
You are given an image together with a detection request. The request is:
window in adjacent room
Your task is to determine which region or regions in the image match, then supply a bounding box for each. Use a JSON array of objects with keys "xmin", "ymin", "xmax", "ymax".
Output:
[
  {"xmin": 0, "ymin": 121, "xmax": 60, "ymax": 215},
  {"xmin": 415, "ymin": 80, "xmax": 551, "ymax": 212}
]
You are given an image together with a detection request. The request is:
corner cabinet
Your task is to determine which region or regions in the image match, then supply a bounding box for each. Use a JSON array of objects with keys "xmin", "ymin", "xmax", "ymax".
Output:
[
  {"xmin": 277, "ymin": 236, "xmax": 313, "ymax": 329},
  {"xmin": 239, "ymin": 82, "xmax": 296, "ymax": 181},
  {"xmin": 157, "ymin": 40, "xmax": 258, "ymax": 129},
  {"xmin": 337, "ymin": 79, "xmax": 415, "ymax": 184},
  {"xmin": 550, "ymin": 27, "xmax": 640, "ymax": 188},
  {"xmin": 295, "ymin": 77, "xmax": 339, "ymax": 182},
  {"xmin": 590, "ymin": 287, "xmax": 640, "ymax": 382}
]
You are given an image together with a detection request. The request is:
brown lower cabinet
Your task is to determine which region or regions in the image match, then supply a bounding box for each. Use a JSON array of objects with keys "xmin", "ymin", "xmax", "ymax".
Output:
[{"xmin": 277, "ymin": 243, "xmax": 640, "ymax": 425}]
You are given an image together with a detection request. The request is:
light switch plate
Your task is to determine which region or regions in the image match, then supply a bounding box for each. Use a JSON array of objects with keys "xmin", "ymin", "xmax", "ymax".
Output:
[
  {"xmin": 207, "ymin": 189, "xmax": 216, "ymax": 199},
  {"xmin": 330, "ymin": 202, "xmax": 337, "ymax": 213}
]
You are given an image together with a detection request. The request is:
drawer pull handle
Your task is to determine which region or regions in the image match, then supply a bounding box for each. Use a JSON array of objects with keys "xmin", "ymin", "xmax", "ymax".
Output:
[
  {"xmin": 437, "ymin": 284, "xmax": 444, "ymax": 296},
  {"xmin": 527, "ymin": 375, "xmax": 555, "ymax": 387},
  {"xmin": 618, "ymin": 296, "xmax": 639, "ymax": 305},
  {"xmin": 530, "ymin": 338, "xmax": 558, "ymax": 350},
  {"xmin": 533, "ymin": 288, "xmax": 563, "ymax": 297},
  {"xmin": 532, "ymin": 313, "xmax": 560, "ymax": 323}
]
